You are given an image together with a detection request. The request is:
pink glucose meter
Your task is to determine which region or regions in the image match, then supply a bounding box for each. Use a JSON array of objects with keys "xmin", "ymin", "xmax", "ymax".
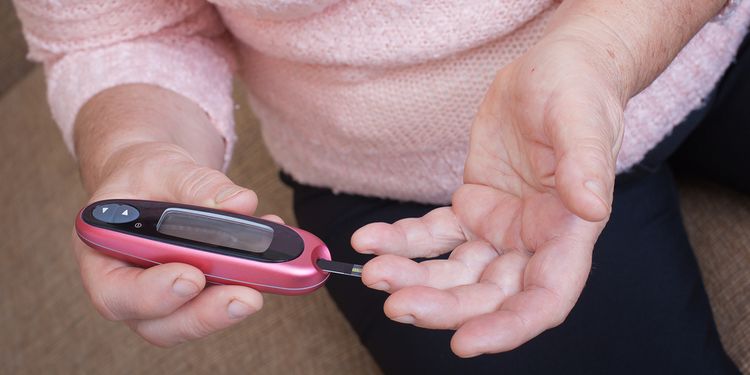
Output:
[{"xmin": 76, "ymin": 199, "xmax": 359, "ymax": 295}]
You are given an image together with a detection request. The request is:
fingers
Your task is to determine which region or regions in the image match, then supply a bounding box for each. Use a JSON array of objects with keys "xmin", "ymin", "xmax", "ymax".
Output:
[
  {"xmin": 129, "ymin": 285, "xmax": 263, "ymax": 347},
  {"xmin": 368, "ymin": 219, "xmax": 595, "ymax": 357},
  {"xmin": 76, "ymin": 238, "xmax": 206, "ymax": 321},
  {"xmin": 352, "ymin": 207, "xmax": 467, "ymax": 258},
  {"xmin": 259, "ymin": 214, "xmax": 285, "ymax": 224},
  {"xmin": 381, "ymin": 249, "xmax": 529, "ymax": 330},
  {"xmin": 75, "ymin": 143, "xmax": 270, "ymax": 346},
  {"xmin": 545, "ymin": 96, "xmax": 621, "ymax": 222},
  {"xmin": 450, "ymin": 226, "xmax": 594, "ymax": 357},
  {"xmin": 361, "ymin": 241, "xmax": 499, "ymax": 292},
  {"xmin": 450, "ymin": 287, "xmax": 565, "ymax": 357}
]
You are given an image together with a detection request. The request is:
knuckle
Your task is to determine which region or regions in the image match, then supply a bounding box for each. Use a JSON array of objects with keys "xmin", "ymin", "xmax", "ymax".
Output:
[
  {"xmin": 181, "ymin": 315, "xmax": 217, "ymax": 340},
  {"xmin": 580, "ymin": 141, "xmax": 609, "ymax": 159},
  {"xmin": 528, "ymin": 286, "xmax": 572, "ymax": 329},
  {"xmin": 578, "ymin": 141, "xmax": 615, "ymax": 170},
  {"xmin": 89, "ymin": 291, "xmax": 121, "ymax": 321},
  {"xmin": 548, "ymin": 301, "xmax": 572, "ymax": 329},
  {"xmin": 178, "ymin": 167, "xmax": 227, "ymax": 200},
  {"xmin": 549, "ymin": 310, "xmax": 568, "ymax": 328},
  {"xmin": 134, "ymin": 296, "xmax": 167, "ymax": 318}
]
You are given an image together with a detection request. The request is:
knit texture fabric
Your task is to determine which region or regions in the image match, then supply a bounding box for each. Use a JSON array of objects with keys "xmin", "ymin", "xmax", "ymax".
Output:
[{"xmin": 15, "ymin": 0, "xmax": 750, "ymax": 204}]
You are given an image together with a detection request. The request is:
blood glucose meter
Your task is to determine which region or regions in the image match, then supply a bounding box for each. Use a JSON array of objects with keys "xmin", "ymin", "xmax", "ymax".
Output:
[{"xmin": 75, "ymin": 199, "xmax": 361, "ymax": 295}]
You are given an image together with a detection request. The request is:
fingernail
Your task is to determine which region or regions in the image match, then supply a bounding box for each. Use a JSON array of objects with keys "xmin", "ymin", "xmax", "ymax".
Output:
[
  {"xmin": 584, "ymin": 180, "xmax": 607, "ymax": 205},
  {"xmin": 392, "ymin": 315, "xmax": 415, "ymax": 324},
  {"xmin": 172, "ymin": 278, "xmax": 200, "ymax": 297},
  {"xmin": 368, "ymin": 281, "xmax": 390, "ymax": 291},
  {"xmin": 227, "ymin": 300, "xmax": 254, "ymax": 319},
  {"xmin": 215, "ymin": 186, "xmax": 244, "ymax": 204}
]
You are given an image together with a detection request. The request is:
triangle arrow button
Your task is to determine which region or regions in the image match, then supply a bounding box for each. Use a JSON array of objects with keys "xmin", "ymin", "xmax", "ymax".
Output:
[{"xmin": 112, "ymin": 205, "xmax": 140, "ymax": 224}]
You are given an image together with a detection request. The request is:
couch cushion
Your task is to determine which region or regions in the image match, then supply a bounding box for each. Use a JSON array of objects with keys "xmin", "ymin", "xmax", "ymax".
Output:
[{"xmin": 679, "ymin": 180, "xmax": 750, "ymax": 373}]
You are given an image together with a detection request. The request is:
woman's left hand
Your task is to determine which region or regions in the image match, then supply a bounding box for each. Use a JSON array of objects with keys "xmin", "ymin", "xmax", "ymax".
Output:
[{"xmin": 352, "ymin": 32, "xmax": 629, "ymax": 357}]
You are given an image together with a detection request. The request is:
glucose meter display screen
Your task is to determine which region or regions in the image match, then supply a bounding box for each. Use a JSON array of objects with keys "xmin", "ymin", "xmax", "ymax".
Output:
[{"xmin": 157, "ymin": 208, "xmax": 274, "ymax": 253}]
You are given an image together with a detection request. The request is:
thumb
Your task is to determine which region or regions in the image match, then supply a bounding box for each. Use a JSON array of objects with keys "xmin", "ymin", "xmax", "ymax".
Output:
[
  {"xmin": 164, "ymin": 162, "xmax": 258, "ymax": 215},
  {"xmin": 548, "ymin": 99, "xmax": 621, "ymax": 222},
  {"xmin": 92, "ymin": 144, "xmax": 257, "ymax": 215}
]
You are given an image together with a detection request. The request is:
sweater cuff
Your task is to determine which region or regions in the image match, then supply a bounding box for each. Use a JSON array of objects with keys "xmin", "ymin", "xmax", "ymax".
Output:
[
  {"xmin": 715, "ymin": 0, "xmax": 743, "ymax": 22},
  {"xmin": 45, "ymin": 36, "xmax": 236, "ymax": 171}
]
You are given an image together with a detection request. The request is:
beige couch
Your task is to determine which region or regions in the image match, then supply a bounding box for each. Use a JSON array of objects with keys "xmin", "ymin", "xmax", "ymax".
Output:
[{"xmin": 0, "ymin": 8, "xmax": 747, "ymax": 373}]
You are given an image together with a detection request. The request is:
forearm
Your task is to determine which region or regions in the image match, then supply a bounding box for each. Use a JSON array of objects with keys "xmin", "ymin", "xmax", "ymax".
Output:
[
  {"xmin": 74, "ymin": 84, "xmax": 226, "ymax": 192},
  {"xmin": 548, "ymin": 0, "xmax": 727, "ymax": 102}
]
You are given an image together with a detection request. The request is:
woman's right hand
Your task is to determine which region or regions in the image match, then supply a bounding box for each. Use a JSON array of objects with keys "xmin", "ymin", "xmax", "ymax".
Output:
[
  {"xmin": 68, "ymin": 81, "xmax": 276, "ymax": 347},
  {"xmin": 75, "ymin": 141, "xmax": 271, "ymax": 346}
]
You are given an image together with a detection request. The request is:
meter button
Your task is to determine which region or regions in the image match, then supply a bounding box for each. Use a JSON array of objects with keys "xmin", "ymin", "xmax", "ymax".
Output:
[
  {"xmin": 112, "ymin": 205, "xmax": 140, "ymax": 224},
  {"xmin": 92, "ymin": 204, "xmax": 118, "ymax": 223}
]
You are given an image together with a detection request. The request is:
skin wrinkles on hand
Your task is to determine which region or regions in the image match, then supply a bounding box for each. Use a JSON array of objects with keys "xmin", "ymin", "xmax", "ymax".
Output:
[{"xmin": 355, "ymin": 0, "xmax": 725, "ymax": 357}]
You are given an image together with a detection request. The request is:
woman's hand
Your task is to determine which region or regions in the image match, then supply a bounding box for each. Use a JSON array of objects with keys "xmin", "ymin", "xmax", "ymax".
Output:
[
  {"xmin": 352, "ymin": 35, "xmax": 626, "ymax": 357},
  {"xmin": 75, "ymin": 141, "xmax": 278, "ymax": 347},
  {"xmin": 353, "ymin": 0, "xmax": 727, "ymax": 358},
  {"xmin": 71, "ymin": 84, "xmax": 275, "ymax": 347}
]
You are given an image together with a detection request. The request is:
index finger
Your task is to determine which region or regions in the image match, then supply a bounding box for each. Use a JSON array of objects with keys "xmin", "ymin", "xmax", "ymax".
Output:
[
  {"xmin": 351, "ymin": 207, "xmax": 467, "ymax": 258},
  {"xmin": 74, "ymin": 234, "xmax": 206, "ymax": 321}
]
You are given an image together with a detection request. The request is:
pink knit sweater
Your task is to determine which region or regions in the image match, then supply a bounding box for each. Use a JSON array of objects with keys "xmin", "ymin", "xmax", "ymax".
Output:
[{"xmin": 15, "ymin": 0, "xmax": 750, "ymax": 204}]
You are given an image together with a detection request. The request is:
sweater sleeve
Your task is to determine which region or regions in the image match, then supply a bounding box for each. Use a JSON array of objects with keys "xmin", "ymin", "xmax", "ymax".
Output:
[
  {"xmin": 616, "ymin": 0, "xmax": 750, "ymax": 172},
  {"xmin": 13, "ymin": 0, "xmax": 237, "ymax": 170},
  {"xmin": 716, "ymin": 0, "xmax": 743, "ymax": 22}
]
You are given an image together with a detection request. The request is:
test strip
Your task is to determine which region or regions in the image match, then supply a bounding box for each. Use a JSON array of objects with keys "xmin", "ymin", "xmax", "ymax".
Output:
[{"xmin": 317, "ymin": 259, "xmax": 363, "ymax": 277}]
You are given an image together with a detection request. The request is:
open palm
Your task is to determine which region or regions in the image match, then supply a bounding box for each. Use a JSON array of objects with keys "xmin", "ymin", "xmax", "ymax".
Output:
[{"xmin": 352, "ymin": 39, "xmax": 626, "ymax": 357}]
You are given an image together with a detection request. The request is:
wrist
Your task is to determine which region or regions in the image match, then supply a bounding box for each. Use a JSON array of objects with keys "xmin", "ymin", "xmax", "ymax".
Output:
[
  {"xmin": 82, "ymin": 141, "xmax": 195, "ymax": 195},
  {"xmin": 74, "ymin": 84, "xmax": 226, "ymax": 191},
  {"xmin": 547, "ymin": 0, "xmax": 727, "ymax": 101},
  {"xmin": 541, "ymin": 16, "xmax": 640, "ymax": 106}
]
